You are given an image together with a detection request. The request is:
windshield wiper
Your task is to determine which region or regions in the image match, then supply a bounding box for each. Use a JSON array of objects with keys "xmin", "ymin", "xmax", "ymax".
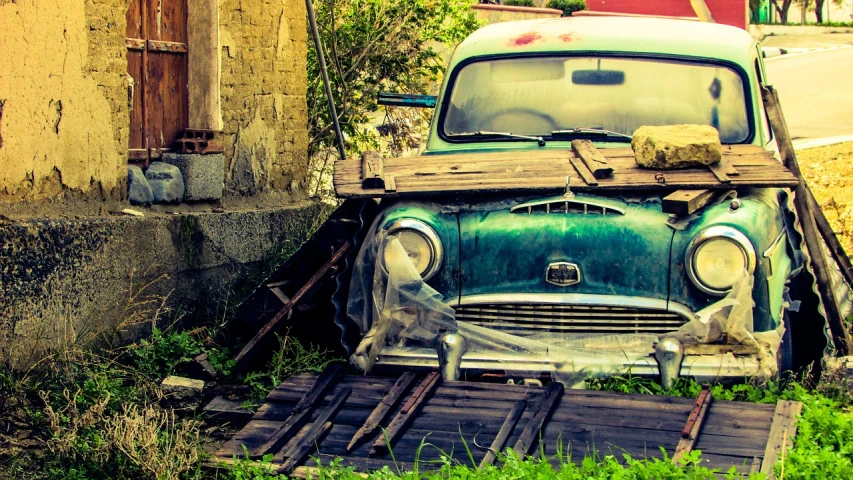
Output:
[
  {"xmin": 550, "ymin": 127, "xmax": 632, "ymax": 141},
  {"xmin": 448, "ymin": 131, "xmax": 546, "ymax": 146}
]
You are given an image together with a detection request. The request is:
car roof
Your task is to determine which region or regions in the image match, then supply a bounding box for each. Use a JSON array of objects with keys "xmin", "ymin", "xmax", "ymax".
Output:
[{"xmin": 448, "ymin": 16, "xmax": 757, "ymax": 69}]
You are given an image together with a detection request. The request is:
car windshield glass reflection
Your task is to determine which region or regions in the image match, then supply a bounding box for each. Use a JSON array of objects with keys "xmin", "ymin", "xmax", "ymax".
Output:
[{"xmin": 442, "ymin": 56, "xmax": 750, "ymax": 143}]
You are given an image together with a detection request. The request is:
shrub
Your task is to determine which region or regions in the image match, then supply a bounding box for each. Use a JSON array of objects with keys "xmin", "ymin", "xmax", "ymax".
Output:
[
  {"xmin": 547, "ymin": 0, "xmax": 587, "ymax": 16},
  {"xmin": 503, "ymin": 0, "xmax": 536, "ymax": 6}
]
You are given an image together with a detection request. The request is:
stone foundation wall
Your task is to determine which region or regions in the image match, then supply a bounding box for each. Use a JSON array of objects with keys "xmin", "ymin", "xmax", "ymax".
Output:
[
  {"xmin": 0, "ymin": 0, "xmax": 128, "ymax": 202},
  {"xmin": 219, "ymin": 0, "xmax": 310, "ymax": 196},
  {"xmin": 0, "ymin": 202, "xmax": 328, "ymax": 370}
]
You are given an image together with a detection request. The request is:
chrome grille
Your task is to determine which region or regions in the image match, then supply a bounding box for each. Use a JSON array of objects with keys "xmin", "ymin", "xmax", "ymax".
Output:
[{"xmin": 454, "ymin": 304, "xmax": 689, "ymax": 335}]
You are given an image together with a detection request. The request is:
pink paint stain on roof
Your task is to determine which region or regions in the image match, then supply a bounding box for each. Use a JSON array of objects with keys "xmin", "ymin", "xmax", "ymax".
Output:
[
  {"xmin": 509, "ymin": 32, "xmax": 543, "ymax": 46},
  {"xmin": 559, "ymin": 32, "xmax": 579, "ymax": 42}
]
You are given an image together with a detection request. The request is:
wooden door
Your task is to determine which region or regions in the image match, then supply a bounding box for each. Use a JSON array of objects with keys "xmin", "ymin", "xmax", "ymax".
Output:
[{"xmin": 126, "ymin": 0, "xmax": 189, "ymax": 165}]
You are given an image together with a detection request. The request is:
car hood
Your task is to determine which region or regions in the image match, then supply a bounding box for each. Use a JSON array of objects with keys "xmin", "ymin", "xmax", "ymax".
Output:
[{"xmin": 459, "ymin": 194, "xmax": 674, "ymax": 300}]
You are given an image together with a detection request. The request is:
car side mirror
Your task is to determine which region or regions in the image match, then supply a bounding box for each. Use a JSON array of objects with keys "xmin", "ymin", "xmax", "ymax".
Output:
[{"xmin": 378, "ymin": 92, "xmax": 437, "ymax": 108}]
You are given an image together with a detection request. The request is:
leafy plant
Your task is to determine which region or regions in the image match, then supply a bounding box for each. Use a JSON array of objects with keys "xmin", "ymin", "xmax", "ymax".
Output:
[
  {"xmin": 547, "ymin": 0, "xmax": 587, "ymax": 16},
  {"xmin": 503, "ymin": 0, "xmax": 536, "ymax": 6},
  {"xmin": 307, "ymin": 0, "xmax": 481, "ymax": 160}
]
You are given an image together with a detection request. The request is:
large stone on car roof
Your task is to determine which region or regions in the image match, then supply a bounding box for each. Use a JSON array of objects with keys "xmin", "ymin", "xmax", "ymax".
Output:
[{"xmin": 632, "ymin": 125, "xmax": 722, "ymax": 169}]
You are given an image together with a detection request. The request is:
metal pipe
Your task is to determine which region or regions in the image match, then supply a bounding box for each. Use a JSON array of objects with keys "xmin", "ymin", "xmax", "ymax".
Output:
[{"xmin": 306, "ymin": 0, "xmax": 347, "ymax": 161}]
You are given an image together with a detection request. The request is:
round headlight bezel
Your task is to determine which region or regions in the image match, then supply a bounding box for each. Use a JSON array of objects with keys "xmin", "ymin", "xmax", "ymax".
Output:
[
  {"xmin": 685, "ymin": 226, "xmax": 756, "ymax": 296},
  {"xmin": 383, "ymin": 219, "xmax": 443, "ymax": 281}
]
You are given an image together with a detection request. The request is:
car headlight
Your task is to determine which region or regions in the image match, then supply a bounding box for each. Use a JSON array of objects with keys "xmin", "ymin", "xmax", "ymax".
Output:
[
  {"xmin": 383, "ymin": 219, "xmax": 443, "ymax": 280},
  {"xmin": 686, "ymin": 226, "xmax": 756, "ymax": 296}
]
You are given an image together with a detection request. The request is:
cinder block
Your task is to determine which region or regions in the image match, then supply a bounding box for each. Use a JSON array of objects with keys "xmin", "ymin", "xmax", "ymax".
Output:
[
  {"xmin": 161, "ymin": 375, "xmax": 205, "ymax": 407},
  {"xmin": 163, "ymin": 153, "xmax": 224, "ymax": 202},
  {"xmin": 145, "ymin": 162, "xmax": 185, "ymax": 203}
]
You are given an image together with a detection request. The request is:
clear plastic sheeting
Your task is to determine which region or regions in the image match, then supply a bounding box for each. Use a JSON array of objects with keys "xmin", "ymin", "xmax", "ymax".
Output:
[
  {"xmin": 663, "ymin": 271, "xmax": 784, "ymax": 378},
  {"xmin": 348, "ymin": 232, "xmax": 457, "ymax": 373}
]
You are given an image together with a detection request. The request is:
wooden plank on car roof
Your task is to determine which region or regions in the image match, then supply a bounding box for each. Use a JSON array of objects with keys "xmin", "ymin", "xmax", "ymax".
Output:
[{"xmin": 333, "ymin": 145, "xmax": 798, "ymax": 198}]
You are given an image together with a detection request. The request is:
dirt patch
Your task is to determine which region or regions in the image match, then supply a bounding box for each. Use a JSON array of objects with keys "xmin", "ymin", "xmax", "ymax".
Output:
[{"xmin": 798, "ymin": 141, "xmax": 853, "ymax": 256}]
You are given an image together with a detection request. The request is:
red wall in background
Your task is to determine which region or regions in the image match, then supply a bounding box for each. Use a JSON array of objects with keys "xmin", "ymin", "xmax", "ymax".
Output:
[{"xmin": 584, "ymin": 0, "xmax": 748, "ymax": 30}]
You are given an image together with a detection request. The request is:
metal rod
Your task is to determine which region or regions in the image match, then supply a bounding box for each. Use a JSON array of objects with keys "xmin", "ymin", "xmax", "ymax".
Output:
[{"xmin": 306, "ymin": 0, "xmax": 347, "ymax": 161}]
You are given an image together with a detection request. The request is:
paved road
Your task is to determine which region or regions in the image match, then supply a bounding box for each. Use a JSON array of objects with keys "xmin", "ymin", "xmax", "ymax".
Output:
[{"xmin": 765, "ymin": 46, "xmax": 853, "ymax": 140}]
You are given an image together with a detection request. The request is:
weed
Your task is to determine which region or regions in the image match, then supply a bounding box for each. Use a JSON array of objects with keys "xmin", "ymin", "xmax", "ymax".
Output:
[{"xmin": 242, "ymin": 335, "xmax": 339, "ymax": 401}]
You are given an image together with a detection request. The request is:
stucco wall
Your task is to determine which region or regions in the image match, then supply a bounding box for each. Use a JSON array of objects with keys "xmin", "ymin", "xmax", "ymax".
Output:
[
  {"xmin": 219, "ymin": 0, "xmax": 310, "ymax": 196},
  {"xmin": 0, "ymin": 0, "xmax": 128, "ymax": 202}
]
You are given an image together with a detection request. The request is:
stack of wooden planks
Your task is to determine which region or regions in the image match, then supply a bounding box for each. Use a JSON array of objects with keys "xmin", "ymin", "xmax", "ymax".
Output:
[
  {"xmin": 334, "ymin": 144, "xmax": 799, "ymax": 199},
  {"xmin": 213, "ymin": 367, "xmax": 802, "ymax": 478}
]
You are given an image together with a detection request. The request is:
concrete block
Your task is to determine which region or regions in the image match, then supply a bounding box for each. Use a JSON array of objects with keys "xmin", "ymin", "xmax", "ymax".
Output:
[
  {"xmin": 163, "ymin": 153, "xmax": 224, "ymax": 201},
  {"xmin": 127, "ymin": 165, "xmax": 153, "ymax": 205},
  {"xmin": 632, "ymin": 125, "xmax": 722, "ymax": 169},
  {"xmin": 161, "ymin": 375, "xmax": 205, "ymax": 407},
  {"xmin": 146, "ymin": 162, "xmax": 185, "ymax": 203}
]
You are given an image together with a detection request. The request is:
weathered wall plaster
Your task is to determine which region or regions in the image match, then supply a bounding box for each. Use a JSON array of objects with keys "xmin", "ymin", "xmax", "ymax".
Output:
[
  {"xmin": 0, "ymin": 0, "xmax": 128, "ymax": 202},
  {"xmin": 220, "ymin": 0, "xmax": 310, "ymax": 195}
]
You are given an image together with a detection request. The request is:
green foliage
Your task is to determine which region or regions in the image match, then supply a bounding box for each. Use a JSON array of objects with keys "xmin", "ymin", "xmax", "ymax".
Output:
[
  {"xmin": 503, "ymin": 0, "xmax": 536, "ymax": 6},
  {"xmin": 128, "ymin": 328, "xmax": 234, "ymax": 379},
  {"xmin": 243, "ymin": 336, "xmax": 340, "ymax": 400},
  {"xmin": 307, "ymin": 0, "xmax": 481, "ymax": 157},
  {"xmin": 546, "ymin": 0, "xmax": 587, "ymax": 16}
]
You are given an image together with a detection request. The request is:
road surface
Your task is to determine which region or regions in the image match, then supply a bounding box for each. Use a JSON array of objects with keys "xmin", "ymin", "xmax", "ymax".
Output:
[{"xmin": 765, "ymin": 46, "xmax": 853, "ymax": 141}]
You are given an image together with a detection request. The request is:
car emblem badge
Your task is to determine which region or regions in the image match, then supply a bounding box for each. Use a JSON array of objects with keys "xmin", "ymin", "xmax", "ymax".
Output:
[{"xmin": 546, "ymin": 262, "xmax": 581, "ymax": 286}]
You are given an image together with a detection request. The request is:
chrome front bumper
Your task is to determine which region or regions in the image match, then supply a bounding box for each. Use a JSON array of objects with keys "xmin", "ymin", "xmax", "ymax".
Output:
[{"xmin": 374, "ymin": 344, "xmax": 764, "ymax": 385}]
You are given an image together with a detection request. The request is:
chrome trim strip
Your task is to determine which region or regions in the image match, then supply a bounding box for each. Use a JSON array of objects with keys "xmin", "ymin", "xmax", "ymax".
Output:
[
  {"xmin": 450, "ymin": 293, "xmax": 697, "ymax": 321},
  {"xmin": 384, "ymin": 218, "xmax": 443, "ymax": 280},
  {"xmin": 763, "ymin": 229, "xmax": 787, "ymax": 258},
  {"xmin": 510, "ymin": 194, "xmax": 626, "ymax": 216},
  {"xmin": 685, "ymin": 226, "xmax": 757, "ymax": 297}
]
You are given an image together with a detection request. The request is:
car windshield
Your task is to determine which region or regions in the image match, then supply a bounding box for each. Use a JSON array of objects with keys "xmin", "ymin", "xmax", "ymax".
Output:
[{"xmin": 442, "ymin": 56, "xmax": 750, "ymax": 143}]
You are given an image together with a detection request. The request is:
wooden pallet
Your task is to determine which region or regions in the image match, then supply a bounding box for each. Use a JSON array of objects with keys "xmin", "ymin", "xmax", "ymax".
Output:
[
  {"xmin": 334, "ymin": 144, "xmax": 799, "ymax": 198},
  {"xmin": 212, "ymin": 369, "xmax": 802, "ymax": 477}
]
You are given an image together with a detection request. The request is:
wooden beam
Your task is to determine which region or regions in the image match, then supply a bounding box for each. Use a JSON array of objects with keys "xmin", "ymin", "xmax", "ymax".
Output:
[
  {"xmin": 512, "ymin": 382, "xmax": 563, "ymax": 457},
  {"xmin": 188, "ymin": 0, "xmax": 222, "ymax": 130},
  {"xmin": 369, "ymin": 372, "xmax": 441, "ymax": 457},
  {"xmin": 571, "ymin": 140, "xmax": 613, "ymax": 179},
  {"xmin": 662, "ymin": 189, "xmax": 717, "ymax": 216},
  {"xmin": 760, "ymin": 400, "xmax": 803, "ymax": 478},
  {"xmin": 279, "ymin": 389, "xmax": 352, "ymax": 474},
  {"xmin": 672, "ymin": 388, "xmax": 712, "ymax": 464},
  {"xmin": 251, "ymin": 364, "xmax": 345, "ymax": 458},
  {"xmin": 147, "ymin": 40, "xmax": 188, "ymax": 53},
  {"xmin": 233, "ymin": 242, "xmax": 352, "ymax": 372},
  {"xmin": 708, "ymin": 162, "xmax": 732, "ymax": 183},
  {"xmin": 347, "ymin": 372, "xmax": 418, "ymax": 451},
  {"xmin": 806, "ymin": 185, "xmax": 853, "ymax": 287},
  {"xmin": 762, "ymin": 85, "xmax": 853, "ymax": 355},
  {"xmin": 689, "ymin": 0, "xmax": 716, "ymax": 22},
  {"xmin": 361, "ymin": 152, "xmax": 385, "ymax": 189},
  {"xmin": 480, "ymin": 398, "xmax": 528, "ymax": 468}
]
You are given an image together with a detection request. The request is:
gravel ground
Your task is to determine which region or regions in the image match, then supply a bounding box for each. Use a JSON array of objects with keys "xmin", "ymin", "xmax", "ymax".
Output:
[{"xmin": 798, "ymin": 141, "xmax": 853, "ymax": 255}]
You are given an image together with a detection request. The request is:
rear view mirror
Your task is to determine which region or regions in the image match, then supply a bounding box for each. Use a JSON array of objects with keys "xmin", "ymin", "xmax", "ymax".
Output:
[{"xmin": 571, "ymin": 69, "xmax": 625, "ymax": 85}]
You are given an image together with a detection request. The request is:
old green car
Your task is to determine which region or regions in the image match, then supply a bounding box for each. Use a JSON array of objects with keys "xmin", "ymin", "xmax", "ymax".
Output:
[{"xmin": 336, "ymin": 16, "xmax": 823, "ymax": 386}]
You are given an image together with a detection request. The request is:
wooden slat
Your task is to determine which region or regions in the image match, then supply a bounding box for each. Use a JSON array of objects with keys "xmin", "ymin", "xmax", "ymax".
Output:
[
  {"xmin": 269, "ymin": 287, "xmax": 291, "ymax": 306},
  {"xmin": 661, "ymin": 189, "xmax": 717, "ymax": 216},
  {"xmin": 512, "ymin": 382, "xmax": 563, "ymax": 457},
  {"xmin": 480, "ymin": 398, "xmax": 528, "ymax": 468},
  {"xmin": 762, "ymin": 85, "xmax": 853, "ymax": 355},
  {"xmin": 708, "ymin": 161, "xmax": 731, "ymax": 183},
  {"xmin": 125, "ymin": 38, "xmax": 146, "ymax": 50},
  {"xmin": 760, "ymin": 400, "xmax": 803, "ymax": 478},
  {"xmin": 251, "ymin": 364, "xmax": 345, "ymax": 458},
  {"xmin": 672, "ymin": 388, "xmax": 712, "ymax": 464},
  {"xmin": 147, "ymin": 39, "xmax": 189, "ymax": 53},
  {"xmin": 568, "ymin": 156, "xmax": 598, "ymax": 186},
  {"xmin": 347, "ymin": 372, "xmax": 418, "ymax": 451},
  {"xmin": 369, "ymin": 373, "xmax": 440, "ymax": 457},
  {"xmin": 571, "ymin": 140, "xmax": 613, "ymax": 179},
  {"xmin": 233, "ymin": 242, "xmax": 351, "ymax": 371},
  {"xmin": 279, "ymin": 389, "xmax": 352, "ymax": 474}
]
